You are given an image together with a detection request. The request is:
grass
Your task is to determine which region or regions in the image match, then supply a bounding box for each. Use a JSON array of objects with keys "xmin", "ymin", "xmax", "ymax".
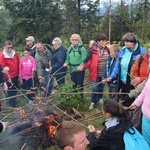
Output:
[{"xmin": 1, "ymin": 71, "xmax": 110, "ymax": 150}]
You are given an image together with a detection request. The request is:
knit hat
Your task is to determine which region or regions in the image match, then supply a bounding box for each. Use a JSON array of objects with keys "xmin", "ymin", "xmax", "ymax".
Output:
[{"xmin": 122, "ymin": 33, "xmax": 137, "ymax": 44}]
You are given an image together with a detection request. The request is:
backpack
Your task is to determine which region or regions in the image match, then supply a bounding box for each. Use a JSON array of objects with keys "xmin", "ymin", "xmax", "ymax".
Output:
[
  {"xmin": 69, "ymin": 45, "xmax": 83, "ymax": 55},
  {"xmin": 123, "ymin": 127, "xmax": 150, "ymax": 150},
  {"xmin": 44, "ymin": 44, "xmax": 53, "ymax": 53},
  {"xmin": 138, "ymin": 55, "xmax": 144, "ymax": 68}
]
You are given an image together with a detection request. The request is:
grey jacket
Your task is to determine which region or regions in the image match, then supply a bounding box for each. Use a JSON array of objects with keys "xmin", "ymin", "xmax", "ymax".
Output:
[
  {"xmin": 35, "ymin": 47, "xmax": 52, "ymax": 77},
  {"xmin": 129, "ymin": 79, "xmax": 147, "ymax": 98}
]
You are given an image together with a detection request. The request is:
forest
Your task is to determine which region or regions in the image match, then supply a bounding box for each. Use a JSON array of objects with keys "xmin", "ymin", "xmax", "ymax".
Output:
[{"xmin": 0, "ymin": 0, "xmax": 150, "ymax": 50}]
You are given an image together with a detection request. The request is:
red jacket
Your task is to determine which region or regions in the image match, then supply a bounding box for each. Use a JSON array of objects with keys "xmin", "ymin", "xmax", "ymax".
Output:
[
  {"xmin": 82, "ymin": 45, "xmax": 99, "ymax": 82},
  {"xmin": 132, "ymin": 53, "xmax": 150, "ymax": 83},
  {"xmin": 0, "ymin": 49, "xmax": 20, "ymax": 79}
]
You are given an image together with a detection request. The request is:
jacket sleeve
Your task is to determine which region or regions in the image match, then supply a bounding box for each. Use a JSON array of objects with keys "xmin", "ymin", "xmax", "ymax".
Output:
[
  {"xmin": 0, "ymin": 122, "xmax": 6, "ymax": 133},
  {"xmin": 132, "ymin": 56, "xmax": 140, "ymax": 78},
  {"xmin": 31, "ymin": 57, "xmax": 37, "ymax": 71},
  {"xmin": 35, "ymin": 57, "xmax": 43, "ymax": 77},
  {"xmin": 129, "ymin": 79, "xmax": 146, "ymax": 98},
  {"xmin": 88, "ymin": 131, "xmax": 110, "ymax": 150},
  {"xmin": 80, "ymin": 47, "xmax": 87, "ymax": 64},
  {"xmin": 52, "ymin": 49, "xmax": 66, "ymax": 72},
  {"xmin": 110, "ymin": 58, "xmax": 119, "ymax": 79},
  {"xmin": 133, "ymin": 79, "xmax": 148, "ymax": 107},
  {"xmin": 19, "ymin": 59, "xmax": 23, "ymax": 81}
]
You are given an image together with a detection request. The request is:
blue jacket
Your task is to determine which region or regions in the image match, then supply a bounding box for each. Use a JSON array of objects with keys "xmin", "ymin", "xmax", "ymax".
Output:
[
  {"xmin": 0, "ymin": 65, "xmax": 4, "ymax": 84},
  {"xmin": 110, "ymin": 42, "xmax": 146, "ymax": 84},
  {"xmin": 51, "ymin": 46, "xmax": 67, "ymax": 75}
]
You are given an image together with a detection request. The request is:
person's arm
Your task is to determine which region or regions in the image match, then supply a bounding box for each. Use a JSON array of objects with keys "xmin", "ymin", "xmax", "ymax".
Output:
[{"xmin": 0, "ymin": 122, "xmax": 8, "ymax": 133}]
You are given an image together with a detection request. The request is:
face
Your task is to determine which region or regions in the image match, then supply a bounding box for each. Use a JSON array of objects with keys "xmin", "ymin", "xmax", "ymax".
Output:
[
  {"xmin": 23, "ymin": 50, "xmax": 30, "ymax": 58},
  {"xmin": 26, "ymin": 40, "xmax": 34, "ymax": 47},
  {"xmin": 36, "ymin": 43, "xmax": 44, "ymax": 53},
  {"xmin": 5, "ymin": 44, "xmax": 13, "ymax": 53},
  {"xmin": 124, "ymin": 41, "xmax": 135, "ymax": 49},
  {"xmin": 70, "ymin": 36, "xmax": 80, "ymax": 46},
  {"xmin": 65, "ymin": 131, "xmax": 89, "ymax": 150},
  {"xmin": 53, "ymin": 43, "xmax": 61, "ymax": 50},
  {"xmin": 110, "ymin": 50, "xmax": 118, "ymax": 58}
]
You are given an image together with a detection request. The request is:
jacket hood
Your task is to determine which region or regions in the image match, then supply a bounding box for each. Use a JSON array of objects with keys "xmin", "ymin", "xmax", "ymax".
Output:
[{"xmin": 106, "ymin": 117, "xmax": 132, "ymax": 134}]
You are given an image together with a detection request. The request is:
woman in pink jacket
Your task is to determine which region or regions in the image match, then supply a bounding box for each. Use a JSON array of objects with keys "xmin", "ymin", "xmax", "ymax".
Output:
[
  {"xmin": 130, "ymin": 75, "xmax": 150, "ymax": 146},
  {"xmin": 19, "ymin": 47, "xmax": 36, "ymax": 103}
]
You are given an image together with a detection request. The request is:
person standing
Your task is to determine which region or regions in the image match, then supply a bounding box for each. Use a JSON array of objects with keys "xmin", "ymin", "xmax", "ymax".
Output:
[
  {"xmin": 49, "ymin": 37, "xmax": 67, "ymax": 86},
  {"xmin": 77, "ymin": 34, "xmax": 109, "ymax": 109},
  {"xmin": 64, "ymin": 34, "xmax": 87, "ymax": 98},
  {"xmin": 19, "ymin": 47, "xmax": 36, "ymax": 103},
  {"xmin": 25, "ymin": 36, "xmax": 36, "ymax": 58},
  {"xmin": 102, "ymin": 44, "xmax": 120, "ymax": 101},
  {"xmin": 35, "ymin": 42, "xmax": 52, "ymax": 96},
  {"xmin": 107, "ymin": 33, "xmax": 146, "ymax": 107},
  {"xmin": 0, "ymin": 41, "xmax": 19, "ymax": 108}
]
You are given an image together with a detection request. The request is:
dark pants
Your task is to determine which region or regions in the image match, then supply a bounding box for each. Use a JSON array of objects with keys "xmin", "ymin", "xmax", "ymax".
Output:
[
  {"xmin": 71, "ymin": 70, "xmax": 85, "ymax": 98},
  {"xmin": 23, "ymin": 78, "xmax": 33, "ymax": 100},
  {"xmin": 55, "ymin": 72, "xmax": 66, "ymax": 85},
  {"xmin": 120, "ymin": 81, "xmax": 135, "ymax": 107},
  {"xmin": 109, "ymin": 85, "xmax": 119, "ymax": 101},
  {"xmin": 91, "ymin": 77, "xmax": 104, "ymax": 104},
  {"xmin": 7, "ymin": 76, "xmax": 18, "ymax": 108}
]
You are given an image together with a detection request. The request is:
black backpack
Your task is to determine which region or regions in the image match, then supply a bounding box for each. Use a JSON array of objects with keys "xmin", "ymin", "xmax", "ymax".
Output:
[
  {"xmin": 69, "ymin": 45, "xmax": 83, "ymax": 55},
  {"xmin": 44, "ymin": 44, "xmax": 53, "ymax": 53}
]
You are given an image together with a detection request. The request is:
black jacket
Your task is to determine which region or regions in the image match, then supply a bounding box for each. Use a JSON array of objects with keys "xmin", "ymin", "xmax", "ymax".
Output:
[{"xmin": 88, "ymin": 118, "xmax": 132, "ymax": 150}]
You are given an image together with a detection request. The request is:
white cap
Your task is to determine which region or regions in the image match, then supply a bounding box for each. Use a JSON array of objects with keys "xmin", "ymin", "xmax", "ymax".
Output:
[{"xmin": 25, "ymin": 36, "xmax": 35, "ymax": 42}]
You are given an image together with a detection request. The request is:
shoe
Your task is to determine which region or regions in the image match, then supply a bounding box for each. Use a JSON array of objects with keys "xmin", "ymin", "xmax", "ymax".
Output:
[
  {"xmin": 89, "ymin": 103, "xmax": 94, "ymax": 109},
  {"xmin": 29, "ymin": 100, "xmax": 33, "ymax": 104},
  {"xmin": 98, "ymin": 99, "xmax": 104, "ymax": 104}
]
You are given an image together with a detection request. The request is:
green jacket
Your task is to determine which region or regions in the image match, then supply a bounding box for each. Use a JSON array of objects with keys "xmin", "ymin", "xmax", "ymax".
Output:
[
  {"xmin": 65, "ymin": 44, "xmax": 87, "ymax": 70},
  {"xmin": 35, "ymin": 47, "xmax": 52, "ymax": 77}
]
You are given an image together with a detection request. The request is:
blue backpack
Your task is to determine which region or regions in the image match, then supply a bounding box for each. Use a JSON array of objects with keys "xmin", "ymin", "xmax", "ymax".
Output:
[{"xmin": 124, "ymin": 127, "xmax": 150, "ymax": 150}]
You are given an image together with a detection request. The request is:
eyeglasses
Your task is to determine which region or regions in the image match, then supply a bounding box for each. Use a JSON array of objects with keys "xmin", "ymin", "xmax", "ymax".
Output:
[
  {"xmin": 7, "ymin": 47, "xmax": 13, "ymax": 49},
  {"xmin": 72, "ymin": 39, "xmax": 78, "ymax": 41}
]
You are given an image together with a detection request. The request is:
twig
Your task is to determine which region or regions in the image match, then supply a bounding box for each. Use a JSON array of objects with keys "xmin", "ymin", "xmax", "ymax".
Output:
[{"xmin": 20, "ymin": 143, "xmax": 26, "ymax": 150}]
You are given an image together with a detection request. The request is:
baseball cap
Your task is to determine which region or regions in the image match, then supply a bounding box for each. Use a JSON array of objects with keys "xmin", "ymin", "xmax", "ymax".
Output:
[{"xmin": 25, "ymin": 36, "xmax": 35, "ymax": 42}]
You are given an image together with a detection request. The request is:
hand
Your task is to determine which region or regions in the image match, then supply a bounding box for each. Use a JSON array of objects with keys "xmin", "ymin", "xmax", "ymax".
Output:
[
  {"xmin": 88, "ymin": 125, "xmax": 95, "ymax": 132},
  {"xmin": 3, "ymin": 67, "xmax": 9, "ymax": 74},
  {"xmin": 4, "ymin": 82, "xmax": 8, "ymax": 91},
  {"xmin": 102, "ymin": 79, "xmax": 107, "ymax": 84},
  {"xmin": 63, "ymin": 63, "xmax": 68, "ymax": 67},
  {"xmin": 20, "ymin": 80, "xmax": 23, "ymax": 84},
  {"xmin": 106, "ymin": 77, "xmax": 112, "ymax": 82},
  {"xmin": 77, "ymin": 66, "xmax": 84, "ymax": 71},
  {"xmin": 32, "ymin": 68, "xmax": 35, "ymax": 72},
  {"xmin": 131, "ymin": 77, "xmax": 140, "ymax": 86},
  {"xmin": 49, "ymin": 67, "xmax": 52, "ymax": 72},
  {"xmin": 129, "ymin": 103, "xmax": 138, "ymax": 110}
]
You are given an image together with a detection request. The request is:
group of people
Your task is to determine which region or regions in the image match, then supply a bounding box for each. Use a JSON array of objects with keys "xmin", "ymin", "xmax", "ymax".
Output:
[{"xmin": 1, "ymin": 32, "xmax": 150, "ymax": 149}]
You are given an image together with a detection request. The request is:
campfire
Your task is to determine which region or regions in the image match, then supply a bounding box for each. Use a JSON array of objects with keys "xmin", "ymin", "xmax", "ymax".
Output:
[{"xmin": 0, "ymin": 108, "xmax": 63, "ymax": 150}]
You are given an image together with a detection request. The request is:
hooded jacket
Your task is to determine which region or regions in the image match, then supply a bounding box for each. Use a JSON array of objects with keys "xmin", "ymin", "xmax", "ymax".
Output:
[
  {"xmin": 0, "ymin": 49, "xmax": 19, "ymax": 79},
  {"xmin": 19, "ymin": 56, "xmax": 36, "ymax": 81},
  {"xmin": 88, "ymin": 117, "xmax": 132, "ymax": 150}
]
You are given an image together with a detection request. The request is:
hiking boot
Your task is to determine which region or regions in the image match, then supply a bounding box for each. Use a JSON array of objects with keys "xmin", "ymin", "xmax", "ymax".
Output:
[{"xmin": 89, "ymin": 103, "xmax": 94, "ymax": 110}]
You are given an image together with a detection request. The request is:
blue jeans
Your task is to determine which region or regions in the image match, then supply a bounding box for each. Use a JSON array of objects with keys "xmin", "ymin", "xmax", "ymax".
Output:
[
  {"xmin": 91, "ymin": 77, "xmax": 104, "ymax": 104},
  {"xmin": 43, "ymin": 71, "xmax": 53, "ymax": 96}
]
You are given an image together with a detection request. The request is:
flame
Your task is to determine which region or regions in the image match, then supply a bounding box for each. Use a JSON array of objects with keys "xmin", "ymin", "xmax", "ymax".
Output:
[{"xmin": 48, "ymin": 125, "xmax": 56, "ymax": 138}]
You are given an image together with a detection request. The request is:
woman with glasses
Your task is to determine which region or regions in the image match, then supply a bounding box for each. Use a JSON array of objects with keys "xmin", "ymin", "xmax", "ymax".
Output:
[{"xmin": 63, "ymin": 34, "xmax": 87, "ymax": 98}]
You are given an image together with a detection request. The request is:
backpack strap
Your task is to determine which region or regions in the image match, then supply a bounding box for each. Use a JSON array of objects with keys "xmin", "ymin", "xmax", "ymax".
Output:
[{"xmin": 69, "ymin": 45, "xmax": 83, "ymax": 55}]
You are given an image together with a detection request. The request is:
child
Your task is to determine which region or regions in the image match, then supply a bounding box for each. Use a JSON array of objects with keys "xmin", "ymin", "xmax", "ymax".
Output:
[
  {"xmin": 88, "ymin": 99, "xmax": 132, "ymax": 150},
  {"xmin": 102, "ymin": 44, "xmax": 120, "ymax": 101},
  {"xmin": 19, "ymin": 47, "xmax": 36, "ymax": 103}
]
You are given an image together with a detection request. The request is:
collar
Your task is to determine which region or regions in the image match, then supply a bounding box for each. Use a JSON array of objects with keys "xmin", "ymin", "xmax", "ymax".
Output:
[{"xmin": 105, "ymin": 117, "xmax": 119, "ymax": 129}]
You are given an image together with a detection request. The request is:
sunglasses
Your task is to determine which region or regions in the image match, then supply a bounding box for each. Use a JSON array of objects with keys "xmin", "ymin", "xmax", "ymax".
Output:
[
  {"xmin": 72, "ymin": 39, "xmax": 78, "ymax": 41},
  {"xmin": 7, "ymin": 46, "xmax": 13, "ymax": 49}
]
